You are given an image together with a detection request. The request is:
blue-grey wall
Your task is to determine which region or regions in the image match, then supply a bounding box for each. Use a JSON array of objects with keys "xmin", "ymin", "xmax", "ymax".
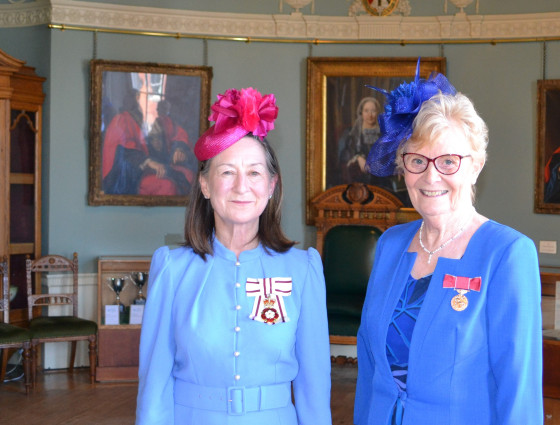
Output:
[{"xmin": 1, "ymin": 0, "xmax": 560, "ymax": 272}]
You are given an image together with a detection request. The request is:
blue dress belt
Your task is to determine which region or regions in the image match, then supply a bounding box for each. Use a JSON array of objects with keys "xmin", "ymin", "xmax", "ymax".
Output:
[{"xmin": 174, "ymin": 380, "xmax": 292, "ymax": 415}]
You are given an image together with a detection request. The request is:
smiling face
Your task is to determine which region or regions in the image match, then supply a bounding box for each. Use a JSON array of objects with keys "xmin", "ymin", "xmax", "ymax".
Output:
[
  {"xmin": 404, "ymin": 124, "xmax": 483, "ymax": 220},
  {"xmin": 199, "ymin": 136, "xmax": 277, "ymax": 236}
]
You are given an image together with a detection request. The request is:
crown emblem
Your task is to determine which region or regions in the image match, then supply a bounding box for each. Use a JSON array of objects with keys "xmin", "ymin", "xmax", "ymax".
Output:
[{"xmin": 263, "ymin": 298, "xmax": 276, "ymax": 307}]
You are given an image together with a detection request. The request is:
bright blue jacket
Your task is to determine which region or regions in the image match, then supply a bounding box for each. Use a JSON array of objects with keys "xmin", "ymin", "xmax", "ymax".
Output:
[
  {"xmin": 136, "ymin": 240, "xmax": 332, "ymax": 425},
  {"xmin": 355, "ymin": 220, "xmax": 543, "ymax": 425}
]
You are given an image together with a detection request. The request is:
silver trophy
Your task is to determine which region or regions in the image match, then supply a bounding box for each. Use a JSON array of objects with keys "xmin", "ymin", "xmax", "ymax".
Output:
[
  {"xmin": 130, "ymin": 271, "xmax": 148, "ymax": 305},
  {"xmin": 108, "ymin": 276, "xmax": 128, "ymax": 313}
]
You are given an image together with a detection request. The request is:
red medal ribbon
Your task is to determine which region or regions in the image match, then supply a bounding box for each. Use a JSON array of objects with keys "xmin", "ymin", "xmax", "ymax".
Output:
[{"xmin": 442, "ymin": 274, "xmax": 481, "ymax": 292}]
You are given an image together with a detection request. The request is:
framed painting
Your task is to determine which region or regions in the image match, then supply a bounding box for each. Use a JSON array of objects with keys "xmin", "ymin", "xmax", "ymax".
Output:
[
  {"xmin": 305, "ymin": 56, "xmax": 446, "ymax": 224},
  {"xmin": 535, "ymin": 80, "xmax": 560, "ymax": 214},
  {"xmin": 89, "ymin": 60, "xmax": 212, "ymax": 206}
]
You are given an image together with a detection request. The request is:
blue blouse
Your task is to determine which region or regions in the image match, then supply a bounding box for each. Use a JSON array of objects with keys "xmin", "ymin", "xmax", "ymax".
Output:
[{"xmin": 386, "ymin": 275, "xmax": 432, "ymax": 425}]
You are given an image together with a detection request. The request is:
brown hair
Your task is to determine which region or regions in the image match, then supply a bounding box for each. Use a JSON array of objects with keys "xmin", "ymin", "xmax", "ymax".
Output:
[{"xmin": 183, "ymin": 134, "xmax": 295, "ymax": 259}]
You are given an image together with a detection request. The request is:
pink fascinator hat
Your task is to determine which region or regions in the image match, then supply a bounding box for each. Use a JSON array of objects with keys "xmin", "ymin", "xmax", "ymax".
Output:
[{"xmin": 194, "ymin": 87, "xmax": 279, "ymax": 161}]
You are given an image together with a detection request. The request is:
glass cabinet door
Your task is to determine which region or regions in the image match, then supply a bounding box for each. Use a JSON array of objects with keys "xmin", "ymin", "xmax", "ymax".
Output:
[
  {"xmin": 9, "ymin": 108, "xmax": 40, "ymax": 319},
  {"xmin": 0, "ymin": 51, "xmax": 45, "ymax": 326}
]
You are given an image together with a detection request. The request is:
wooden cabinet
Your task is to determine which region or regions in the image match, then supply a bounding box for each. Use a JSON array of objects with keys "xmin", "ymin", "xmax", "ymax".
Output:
[
  {"xmin": 542, "ymin": 268, "xmax": 560, "ymax": 399},
  {"xmin": 0, "ymin": 49, "xmax": 45, "ymax": 327},
  {"xmin": 96, "ymin": 256, "xmax": 151, "ymax": 382},
  {"xmin": 544, "ymin": 338, "xmax": 560, "ymax": 399}
]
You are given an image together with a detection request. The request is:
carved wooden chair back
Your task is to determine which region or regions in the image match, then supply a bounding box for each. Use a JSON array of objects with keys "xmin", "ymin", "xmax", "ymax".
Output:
[
  {"xmin": 26, "ymin": 253, "xmax": 79, "ymax": 321},
  {"xmin": 312, "ymin": 183, "xmax": 416, "ymax": 256}
]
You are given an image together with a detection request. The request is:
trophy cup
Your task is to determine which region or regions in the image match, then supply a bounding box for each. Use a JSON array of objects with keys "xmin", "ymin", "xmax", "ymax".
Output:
[
  {"xmin": 130, "ymin": 271, "xmax": 148, "ymax": 305},
  {"xmin": 108, "ymin": 276, "xmax": 127, "ymax": 314}
]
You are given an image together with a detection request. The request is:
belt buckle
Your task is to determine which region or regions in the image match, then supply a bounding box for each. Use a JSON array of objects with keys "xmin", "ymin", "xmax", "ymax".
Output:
[{"xmin": 227, "ymin": 386, "xmax": 246, "ymax": 415}]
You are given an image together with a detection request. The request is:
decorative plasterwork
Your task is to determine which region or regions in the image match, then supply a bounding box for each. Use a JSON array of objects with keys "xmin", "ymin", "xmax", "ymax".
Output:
[
  {"xmin": 1, "ymin": 0, "xmax": 559, "ymax": 42},
  {"xmin": 0, "ymin": 0, "xmax": 50, "ymax": 27}
]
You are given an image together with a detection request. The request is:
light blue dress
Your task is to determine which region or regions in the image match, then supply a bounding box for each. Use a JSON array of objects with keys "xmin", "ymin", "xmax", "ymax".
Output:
[{"xmin": 136, "ymin": 239, "xmax": 332, "ymax": 425}]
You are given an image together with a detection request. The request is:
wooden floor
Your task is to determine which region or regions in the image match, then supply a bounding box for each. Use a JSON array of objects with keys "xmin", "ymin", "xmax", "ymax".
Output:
[{"xmin": 0, "ymin": 363, "xmax": 558, "ymax": 425}]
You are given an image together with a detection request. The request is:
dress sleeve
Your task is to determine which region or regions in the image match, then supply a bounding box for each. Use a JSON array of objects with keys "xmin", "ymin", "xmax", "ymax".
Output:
[
  {"xmin": 135, "ymin": 246, "xmax": 176, "ymax": 425},
  {"xmin": 487, "ymin": 235, "xmax": 543, "ymax": 424},
  {"xmin": 354, "ymin": 233, "xmax": 385, "ymax": 425},
  {"xmin": 292, "ymin": 247, "xmax": 332, "ymax": 425}
]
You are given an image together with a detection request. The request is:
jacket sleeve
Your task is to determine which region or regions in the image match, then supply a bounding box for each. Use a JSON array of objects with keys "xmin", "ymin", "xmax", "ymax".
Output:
[
  {"xmin": 292, "ymin": 247, "xmax": 332, "ymax": 425},
  {"xmin": 487, "ymin": 234, "xmax": 543, "ymax": 424},
  {"xmin": 354, "ymin": 232, "xmax": 386, "ymax": 425},
  {"xmin": 135, "ymin": 246, "xmax": 176, "ymax": 425}
]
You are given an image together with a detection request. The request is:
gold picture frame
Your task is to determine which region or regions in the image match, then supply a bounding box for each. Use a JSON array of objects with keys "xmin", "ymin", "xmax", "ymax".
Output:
[
  {"xmin": 89, "ymin": 60, "xmax": 212, "ymax": 206},
  {"xmin": 535, "ymin": 79, "xmax": 560, "ymax": 214},
  {"xmin": 305, "ymin": 56, "xmax": 446, "ymax": 224}
]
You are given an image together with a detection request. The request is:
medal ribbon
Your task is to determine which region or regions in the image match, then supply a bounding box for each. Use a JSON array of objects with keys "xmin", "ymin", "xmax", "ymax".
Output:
[
  {"xmin": 246, "ymin": 277, "xmax": 292, "ymax": 323},
  {"xmin": 442, "ymin": 274, "xmax": 482, "ymax": 292}
]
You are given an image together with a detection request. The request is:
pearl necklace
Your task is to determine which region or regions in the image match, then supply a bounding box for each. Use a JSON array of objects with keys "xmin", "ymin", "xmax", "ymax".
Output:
[{"xmin": 418, "ymin": 220, "xmax": 466, "ymax": 264}]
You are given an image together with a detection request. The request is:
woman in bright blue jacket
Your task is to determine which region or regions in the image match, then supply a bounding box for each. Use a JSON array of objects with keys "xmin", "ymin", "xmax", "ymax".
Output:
[
  {"xmin": 136, "ymin": 88, "xmax": 331, "ymax": 425},
  {"xmin": 354, "ymin": 60, "xmax": 543, "ymax": 425}
]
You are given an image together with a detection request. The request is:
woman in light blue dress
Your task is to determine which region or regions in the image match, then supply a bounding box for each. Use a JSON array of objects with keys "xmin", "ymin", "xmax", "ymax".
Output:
[{"xmin": 136, "ymin": 87, "xmax": 332, "ymax": 425}]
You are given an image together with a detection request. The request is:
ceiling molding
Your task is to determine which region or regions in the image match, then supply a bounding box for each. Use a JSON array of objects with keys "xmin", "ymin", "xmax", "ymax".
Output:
[
  {"xmin": 1, "ymin": 0, "xmax": 559, "ymax": 42},
  {"xmin": 0, "ymin": 0, "xmax": 51, "ymax": 27}
]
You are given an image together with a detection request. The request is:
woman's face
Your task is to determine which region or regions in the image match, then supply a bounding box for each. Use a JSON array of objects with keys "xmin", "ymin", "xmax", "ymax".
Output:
[
  {"xmin": 404, "ymin": 125, "xmax": 483, "ymax": 220},
  {"xmin": 361, "ymin": 101, "xmax": 378, "ymax": 129},
  {"xmin": 200, "ymin": 136, "xmax": 277, "ymax": 234}
]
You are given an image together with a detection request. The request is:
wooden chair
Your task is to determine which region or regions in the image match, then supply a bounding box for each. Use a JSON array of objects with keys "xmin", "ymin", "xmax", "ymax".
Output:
[
  {"xmin": 312, "ymin": 183, "xmax": 419, "ymax": 345},
  {"xmin": 26, "ymin": 253, "xmax": 97, "ymax": 384},
  {"xmin": 0, "ymin": 256, "xmax": 32, "ymax": 394}
]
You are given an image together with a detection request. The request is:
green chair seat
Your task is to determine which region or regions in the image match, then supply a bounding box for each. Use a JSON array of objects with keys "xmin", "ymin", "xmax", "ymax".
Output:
[
  {"xmin": 29, "ymin": 316, "xmax": 97, "ymax": 339},
  {"xmin": 0, "ymin": 323, "xmax": 31, "ymax": 344}
]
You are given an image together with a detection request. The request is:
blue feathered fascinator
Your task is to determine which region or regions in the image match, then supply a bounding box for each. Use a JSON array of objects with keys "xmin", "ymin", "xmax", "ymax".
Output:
[{"xmin": 365, "ymin": 58, "xmax": 456, "ymax": 177}]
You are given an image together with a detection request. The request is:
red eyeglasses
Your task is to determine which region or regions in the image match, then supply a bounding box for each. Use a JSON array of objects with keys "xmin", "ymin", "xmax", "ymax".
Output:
[{"xmin": 402, "ymin": 153, "xmax": 472, "ymax": 175}]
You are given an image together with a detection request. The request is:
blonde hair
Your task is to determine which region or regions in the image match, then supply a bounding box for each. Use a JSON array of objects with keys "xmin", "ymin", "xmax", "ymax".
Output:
[
  {"xmin": 395, "ymin": 92, "xmax": 488, "ymax": 200},
  {"xmin": 396, "ymin": 92, "xmax": 488, "ymax": 171}
]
